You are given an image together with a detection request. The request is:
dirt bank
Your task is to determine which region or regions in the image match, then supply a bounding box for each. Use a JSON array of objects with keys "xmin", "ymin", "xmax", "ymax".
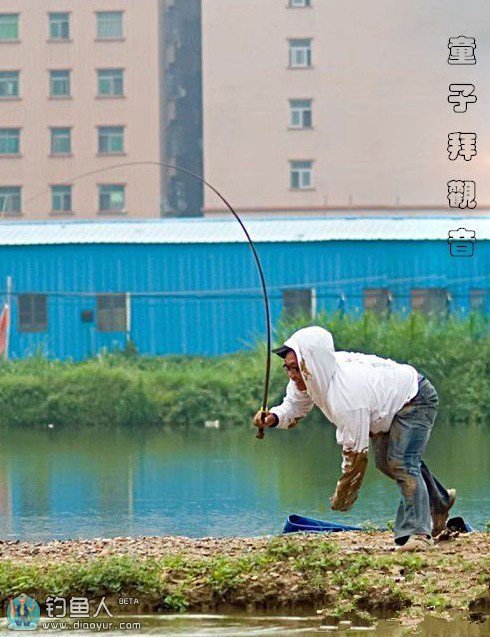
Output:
[{"xmin": 1, "ymin": 531, "xmax": 489, "ymax": 625}]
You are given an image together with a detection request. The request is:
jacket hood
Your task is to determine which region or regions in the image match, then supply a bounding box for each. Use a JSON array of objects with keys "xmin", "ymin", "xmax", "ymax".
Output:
[{"xmin": 284, "ymin": 326, "xmax": 337, "ymax": 402}]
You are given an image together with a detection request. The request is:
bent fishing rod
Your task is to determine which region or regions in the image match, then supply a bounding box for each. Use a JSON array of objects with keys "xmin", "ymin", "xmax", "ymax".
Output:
[{"xmin": 25, "ymin": 161, "xmax": 271, "ymax": 439}]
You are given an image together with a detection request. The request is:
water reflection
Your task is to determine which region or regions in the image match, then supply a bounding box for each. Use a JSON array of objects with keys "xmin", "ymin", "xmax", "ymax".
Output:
[
  {"xmin": 0, "ymin": 613, "xmax": 488, "ymax": 636},
  {"xmin": 0, "ymin": 420, "xmax": 488, "ymax": 541}
]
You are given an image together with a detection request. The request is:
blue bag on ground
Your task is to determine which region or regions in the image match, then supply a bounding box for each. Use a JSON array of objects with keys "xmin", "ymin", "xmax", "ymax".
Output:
[
  {"xmin": 283, "ymin": 514, "xmax": 474, "ymax": 534},
  {"xmin": 283, "ymin": 514, "xmax": 362, "ymax": 534}
]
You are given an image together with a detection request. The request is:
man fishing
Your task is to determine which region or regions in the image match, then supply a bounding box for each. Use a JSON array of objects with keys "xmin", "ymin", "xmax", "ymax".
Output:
[{"xmin": 253, "ymin": 326, "xmax": 456, "ymax": 551}]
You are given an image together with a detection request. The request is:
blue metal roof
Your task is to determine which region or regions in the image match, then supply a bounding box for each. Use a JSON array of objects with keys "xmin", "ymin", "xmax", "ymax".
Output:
[{"xmin": 0, "ymin": 216, "xmax": 488, "ymax": 246}]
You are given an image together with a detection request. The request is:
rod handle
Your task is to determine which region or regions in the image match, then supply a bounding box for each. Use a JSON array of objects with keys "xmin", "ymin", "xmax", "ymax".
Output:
[{"xmin": 256, "ymin": 410, "xmax": 266, "ymax": 439}]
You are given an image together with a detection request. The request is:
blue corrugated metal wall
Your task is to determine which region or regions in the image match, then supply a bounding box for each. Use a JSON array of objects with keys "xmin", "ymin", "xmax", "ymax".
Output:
[{"xmin": 0, "ymin": 239, "xmax": 488, "ymax": 359}]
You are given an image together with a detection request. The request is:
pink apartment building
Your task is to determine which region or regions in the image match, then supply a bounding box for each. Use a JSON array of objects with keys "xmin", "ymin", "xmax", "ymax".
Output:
[
  {"xmin": 0, "ymin": 0, "xmax": 164, "ymax": 219},
  {"xmin": 202, "ymin": 0, "xmax": 490, "ymax": 215},
  {"xmin": 2, "ymin": 1, "xmax": 488, "ymax": 219}
]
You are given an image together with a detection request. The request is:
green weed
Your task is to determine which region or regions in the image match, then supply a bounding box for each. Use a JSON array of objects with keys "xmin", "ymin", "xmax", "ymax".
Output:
[{"xmin": 0, "ymin": 313, "xmax": 487, "ymax": 428}]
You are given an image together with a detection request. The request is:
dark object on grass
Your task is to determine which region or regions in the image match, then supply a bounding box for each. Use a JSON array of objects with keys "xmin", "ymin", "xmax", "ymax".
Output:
[
  {"xmin": 436, "ymin": 517, "xmax": 474, "ymax": 542},
  {"xmin": 446, "ymin": 516, "xmax": 474, "ymax": 533}
]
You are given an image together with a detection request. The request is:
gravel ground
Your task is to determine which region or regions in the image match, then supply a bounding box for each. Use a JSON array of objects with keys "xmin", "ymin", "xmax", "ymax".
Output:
[{"xmin": 0, "ymin": 529, "xmax": 488, "ymax": 563}]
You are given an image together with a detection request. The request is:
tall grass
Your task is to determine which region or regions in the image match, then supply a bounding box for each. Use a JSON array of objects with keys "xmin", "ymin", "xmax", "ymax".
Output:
[{"xmin": 0, "ymin": 313, "xmax": 487, "ymax": 428}]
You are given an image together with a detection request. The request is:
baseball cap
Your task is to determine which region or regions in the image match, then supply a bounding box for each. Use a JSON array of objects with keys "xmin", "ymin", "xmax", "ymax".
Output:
[{"xmin": 272, "ymin": 345, "xmax": 293, "ymax": 359}]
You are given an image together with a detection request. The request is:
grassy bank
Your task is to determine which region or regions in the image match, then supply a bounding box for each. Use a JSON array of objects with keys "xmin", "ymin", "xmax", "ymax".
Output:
[
  {"xmin": 0, "ymin": 533, "xmax": 489, "ymax": 624},
  {"xmin": 0, "ymin": 313, "xmax": 488, "ymax": 428}
]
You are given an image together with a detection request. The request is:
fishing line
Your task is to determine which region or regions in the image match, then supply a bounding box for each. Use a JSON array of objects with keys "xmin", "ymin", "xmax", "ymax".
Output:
[{"xmin": 25, "ymin": 160, "xmax": 271, "ymax": 439}]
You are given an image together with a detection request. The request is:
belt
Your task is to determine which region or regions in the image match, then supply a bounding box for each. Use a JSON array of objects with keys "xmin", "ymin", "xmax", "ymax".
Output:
[{"xmin": 402, "ymin": 373, "xmax": 426, "ymax": 408}]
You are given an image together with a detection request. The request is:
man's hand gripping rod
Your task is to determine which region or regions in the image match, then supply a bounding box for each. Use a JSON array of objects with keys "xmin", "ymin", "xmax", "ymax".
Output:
[{"xmin": 256, "ymin": 410, "xmax": 266, "ymax": 440}]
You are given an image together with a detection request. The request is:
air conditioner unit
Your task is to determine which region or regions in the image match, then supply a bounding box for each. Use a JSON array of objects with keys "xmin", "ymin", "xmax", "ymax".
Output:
[
  {"xmin": 166, "ymin": 100, "xmax": 177, "ymax": 121},
  {"xmin": 166, "ymin": 43, "xmax": 176, "ymax": 65}
]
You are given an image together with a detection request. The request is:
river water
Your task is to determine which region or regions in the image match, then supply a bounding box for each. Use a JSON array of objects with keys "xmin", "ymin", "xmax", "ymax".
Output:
[
  {"xmin": 0, "ymin": 422, "xmax": 488, "ymax": 635},
  {"xmin": 0, "ymin": 613, "xmax": 489, "ymax": 636},
  {"xmin": 0, "ymin": 420, "xmax": 488, "ymax": 540}
]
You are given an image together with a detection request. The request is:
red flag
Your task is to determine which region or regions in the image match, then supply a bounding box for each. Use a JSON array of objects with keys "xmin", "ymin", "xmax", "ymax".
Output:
[{"xmin": 0, "ymin": 304, "xmax": 10, "ymax": 357}]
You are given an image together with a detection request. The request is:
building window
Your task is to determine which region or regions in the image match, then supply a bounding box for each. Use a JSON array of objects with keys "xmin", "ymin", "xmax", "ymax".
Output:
[
  {"xmin": 411, "ymin": 288, "xmax": 450, "ymax": 315},
  {"xmin": 51, "ymin": 185, "xmax": 72, "ymax": 212},
  {"xmin": 18, "ymin": 294, "xmax": 47, "ymax": 333},
  {"xmin": 283, "ymin": 288, "xmax": 316, "ymax": 318},
  {"xmin": 289, "ymin": 39, "xmax": 312, "ymax": 68},
  {"xmin": 290, "ymin": 160, "xmax": 313, "ymax": 189},
  {"xmin": 289, "ymin": 99, "xmax": 312, "ymax": 128},
  {"xmin": 289, "ymin": 0, "xmax": 311, "ymax": 6},
  {"xmin": 0, "ymin": 128, "xmax": 20, "ymax": 155},
  {"xmin": 49, "ymin": 12, "xmax": 70, "ymax": 40},
  {"xmin": 97, "ymin": 294, "xmax": 126, "ymax": 332},
  {"xmin": 0, "ymin": 14, "xmax": 19, "ymax": 41},
  {"xmin": 96, "ymin": 11, "xmax": 123, "ymax": 39},
  {"xmin": 469, "ymin": 289, "xmax": 486, "ymax": 312},
  {"xmin": 98, "ymin": 126, "xmax": 124, "ymax": 154},
  {"xmin": 50, "ymin": 70, "xmax": 70, "ymax": 97},
  {"xmin": 363, "ymin": 288, "xmax": 393, "ymax": 315},
  {"xmin": 99, "ymin": 184, "xmax": 125, "ymax": 212},
  {"xmin": 50, "ymin": 128, "xmax": 72, "ymax": 155},
  {"xmin": 97, "ymin": 69, "xmax": 124, "ymax": 96},
  {"xmin": 0, "ymin": 186, "xmax": 21, "ymax": 214},
  {"xmin": 0, "ymin": 71, "xmax": 19, "ymax": 98}
]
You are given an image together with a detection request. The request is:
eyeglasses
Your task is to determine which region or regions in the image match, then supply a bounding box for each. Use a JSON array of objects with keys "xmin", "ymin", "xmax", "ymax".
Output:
[{"xmin": 282, "ymin": 363, "xmax": 300, "ymax": 374}]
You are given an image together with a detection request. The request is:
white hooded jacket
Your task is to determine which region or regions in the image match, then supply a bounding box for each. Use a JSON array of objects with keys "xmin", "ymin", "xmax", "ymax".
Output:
[{"xmin": 270, "ymin": 326, "xmax": 419, "ymax": 463}]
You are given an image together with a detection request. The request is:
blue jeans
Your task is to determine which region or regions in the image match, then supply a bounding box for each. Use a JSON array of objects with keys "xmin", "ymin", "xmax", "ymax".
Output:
[{"xmin": 371, "ymin": 378, "xmax": 451, "ymax": 542}]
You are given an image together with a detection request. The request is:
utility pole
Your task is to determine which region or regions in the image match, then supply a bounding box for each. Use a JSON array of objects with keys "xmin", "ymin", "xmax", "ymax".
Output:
[
  {"xmin": 5, "ymin": 275, "xmax": 12, "ymax": 360},
  {"xmin": 125, "ymin": 292, "xmax": 131, "ymax": 343}
]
